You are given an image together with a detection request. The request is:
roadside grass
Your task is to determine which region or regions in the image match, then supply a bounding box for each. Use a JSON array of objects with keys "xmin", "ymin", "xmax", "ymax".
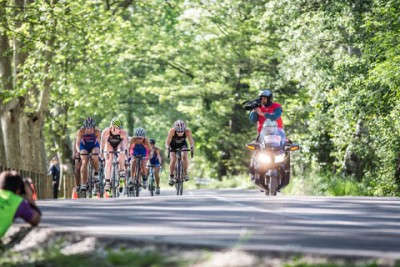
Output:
[
  {"xmin": 0, "ymin": 246, "xmax": 390, "ymax": 267},
  {"xmin": 1, "ymin": 230, "xmax": 395, "ymax": 267},
  {"xmin": 0, "ymin": 242, "xmax": 189, "ymax": 267},
  {"xmin": 283, "ymin": 171, "xmax": 370, "ymax": 196}
]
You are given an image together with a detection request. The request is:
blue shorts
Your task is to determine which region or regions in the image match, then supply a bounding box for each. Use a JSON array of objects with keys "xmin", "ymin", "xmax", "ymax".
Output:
[
  {"xmin": 80, "ymin": 141, "xmax": 100, "ymax": 152},
  {"xmin": 149, "ymin": 158, "xmax": 160, "ymax": 166},
  {"xmin": 132, "ymin": 144, "xmax": 147, "ymax": 157}
]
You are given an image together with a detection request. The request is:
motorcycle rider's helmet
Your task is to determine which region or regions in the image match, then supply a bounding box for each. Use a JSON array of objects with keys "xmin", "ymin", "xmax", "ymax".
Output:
[
  {"xmin": 259, "ymin": 89, "xmax": 273, "ymax": 105},
  {"xmin": 134, "ymin": 127, "xmax": 146, "ymax": 137},
  {"xmin": 110, "ymin": 117, "xmax": 123, "ymax": 129},
  {"xmin": 83, "ymin": 117, "xmax": 96, "ymax": 128},
  {"xmin": 174, "ymin": 120, "xmax": 186, "ymax": 132}
]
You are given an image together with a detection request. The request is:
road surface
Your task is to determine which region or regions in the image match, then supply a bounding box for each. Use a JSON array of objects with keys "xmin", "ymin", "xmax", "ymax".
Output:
[{"xmin": 34, "ymin": 189, "xmax": 400, "ymax": 259}]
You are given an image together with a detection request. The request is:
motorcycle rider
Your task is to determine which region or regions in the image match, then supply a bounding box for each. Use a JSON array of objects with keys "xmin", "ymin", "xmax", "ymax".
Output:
[{"xmin": 248, "ymin": 89, "xmax": 290, "ymax": 191}]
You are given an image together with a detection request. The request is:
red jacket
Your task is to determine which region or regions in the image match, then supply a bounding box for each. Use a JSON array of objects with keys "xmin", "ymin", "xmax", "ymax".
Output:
[{"xmin": 257, "ymin": 103, "xmax": 283, "ymax": 133}]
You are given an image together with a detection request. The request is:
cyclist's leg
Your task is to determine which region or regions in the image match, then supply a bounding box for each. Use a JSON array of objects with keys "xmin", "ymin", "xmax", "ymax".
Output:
[
  {"xmin": 80, "ymin": 149, "xmax": 89, "ymax": 190},
  {"xmin": 90, "ymin": 147, "xmax": 100, "ymax": 192},
  {"xmin": 91, "ymin": 146, "xmax": 100, "ymax": 175},
  {"xmin": 130, "ymin": 158, "xmax": 137, "ymax": 181},
  {"xmin": 182, "ymin": 151, "xmax": 190, "ymax": 181},
  {"xmin": 74, "ymin": 156, "xmax": 81, "ymax": 191},
  {"xmin": 118, "ymin": 148, "xmax": 126, "ymax": 178},
  {"xmin": 169, "ymin": 152, "xmax": 176, "ymax": 185},
  {"xmin": 141, "ymin": 158, "xmax": 148, "ymax": 187},
  {"xmin": 154, "ymin": 166, "xmax": 161, "ymax": 194},
  {"xmin": 104, "ymin": 144, "xmax": 113, "ymax": 190}
]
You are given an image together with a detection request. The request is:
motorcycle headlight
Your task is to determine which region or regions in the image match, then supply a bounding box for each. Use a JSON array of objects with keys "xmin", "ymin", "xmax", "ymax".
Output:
[
  {"xmin": 257, "ymin": 152, "xmax": 272, "ymax": 164},
  {"xmin": 275, "ymin": 153, "xmax": 285, "ymax": 163}
]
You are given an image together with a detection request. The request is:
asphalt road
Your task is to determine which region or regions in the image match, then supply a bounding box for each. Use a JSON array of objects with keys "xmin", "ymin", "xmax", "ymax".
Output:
[{"xmin": 35, "ymin": 189, "xmax": 400, "ymax": 259}]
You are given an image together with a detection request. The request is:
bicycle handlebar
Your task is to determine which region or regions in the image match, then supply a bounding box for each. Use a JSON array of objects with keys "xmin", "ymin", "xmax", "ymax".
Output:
[
  {"xmin": 168, "ymin": 148, "xmax": 193, "ymax": 159},
  {"xmin": 79, "ymin": 152, "xmax": 99, "ymax": 156}
]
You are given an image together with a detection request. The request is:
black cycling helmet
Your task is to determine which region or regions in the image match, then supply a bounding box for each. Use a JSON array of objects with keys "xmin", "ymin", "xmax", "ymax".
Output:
[
  {"xmin": 259, "ymin": 89, "xmax": 273, "ymax": 105},
  {"xmin": 150, "ymin": 139, "xmax": 155, "ymax": 144},
  {"xmin": 83, "ymin": 117, "xmax": 96, "ymax": 128}
]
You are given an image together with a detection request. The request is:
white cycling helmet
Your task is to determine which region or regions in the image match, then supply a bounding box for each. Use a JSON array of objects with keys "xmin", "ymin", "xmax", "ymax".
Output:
[
  {"xmin": 134, "ymin": 127, "xmax": 146, "ymax": 137},
  {"xmin": 173, "ymin": 120, "xmax": 186, "ymax": 132}
]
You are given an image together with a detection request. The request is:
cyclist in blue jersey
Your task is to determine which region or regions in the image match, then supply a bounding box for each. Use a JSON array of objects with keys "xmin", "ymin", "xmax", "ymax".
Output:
[
  {"xmin": 147, "ymin": 139, "xmax": 162, "ymax": 194},
  {"xmin": 74, "ymin": 117, "xmax": 102, "ymax": 192},
  {"xmin": 0, "ymin": 171, "xmax": 41, "ymax": 238},
  {"xmin": 129, "ymin": 127, "xmax": 151, "ymax": 189}
]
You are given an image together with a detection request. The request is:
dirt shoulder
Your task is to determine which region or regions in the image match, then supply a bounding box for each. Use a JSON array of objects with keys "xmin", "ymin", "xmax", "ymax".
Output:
[{"xmin": 1, "ymin": 226, "xmax": 397, "ymax": 267}]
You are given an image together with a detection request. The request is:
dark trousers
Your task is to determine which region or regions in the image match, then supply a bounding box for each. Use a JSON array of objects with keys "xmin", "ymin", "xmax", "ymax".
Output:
[{"xmin": 52, "ymin": 179, "xmax": 59, "ymax": 199}]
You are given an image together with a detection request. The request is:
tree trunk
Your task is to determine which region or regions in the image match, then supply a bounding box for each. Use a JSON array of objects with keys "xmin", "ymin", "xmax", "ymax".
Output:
[
  {"xmin": 19, "ymin": 114, "xmax": 46, "ymax": 173},
  {"xmin": 0, "ymin": 121, "xmax": 5, "ymax": 166},
  {"xmin": 0, "ymin": 105, "xmax": 22, "ymax": 169}
]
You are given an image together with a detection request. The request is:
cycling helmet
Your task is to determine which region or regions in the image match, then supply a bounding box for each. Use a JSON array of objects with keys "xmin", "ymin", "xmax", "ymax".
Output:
[
  {"xmin": 134, "ymin": 127, "xmax": 146, "ymax": 137},
  {"xmin": 173, "ymin": 120, "xmax": 186, "ymax": 132},
  {"xmin": 150, "ymin": 139, "xmax": 155, "ymax": 144},
  {"xmin": 110, "ymin": 117, "xmax": 123, "ymax": 129},
  {"xmin": 83, "ymin": 117, "xmax": 96, "ymax": 128}
]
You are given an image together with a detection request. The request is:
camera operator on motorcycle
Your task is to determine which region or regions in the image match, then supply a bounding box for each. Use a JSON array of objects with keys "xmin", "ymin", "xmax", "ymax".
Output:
[{"xmin": 247, "ymin": 89, "xmax": 291, "ymax": 191}]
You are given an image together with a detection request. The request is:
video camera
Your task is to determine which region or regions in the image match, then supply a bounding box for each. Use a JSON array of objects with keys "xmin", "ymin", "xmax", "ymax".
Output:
[{"xmin": 242, "ymin": 98, "xmax": 262, "ymax": 111}]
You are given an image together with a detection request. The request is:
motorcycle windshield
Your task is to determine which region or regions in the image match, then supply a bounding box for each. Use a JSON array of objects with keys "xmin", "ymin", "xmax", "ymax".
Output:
[{"xmin": 263, "ymin": 134, "xmax": 282, "ymax": 147}]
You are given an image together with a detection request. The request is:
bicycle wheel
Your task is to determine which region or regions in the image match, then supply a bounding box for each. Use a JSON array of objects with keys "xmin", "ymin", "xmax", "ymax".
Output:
[
  {"xmin": 150, "ymin": 174, "xmax": 154, "ymax": 196},
  {"xmin": 179, "ymin": 161, "xmax": 184, "ymax": 195},
  {"xmin": 87, "ymin": 163, "xmax": 93, "ymax": 198},
  {"xmin": 111, "ymin": 163, "xmax": 117, "ymax": 198},
  {"xmin": 149, "ymin": 170, "xmax": 155, "ymax": 196},
  {"xmin": 134, "ymin": 163, "xmax": 141, "ymax": 197},
  {"xmin": 175, "ymin": 161, "xmax": 182, "ymax": 195}
]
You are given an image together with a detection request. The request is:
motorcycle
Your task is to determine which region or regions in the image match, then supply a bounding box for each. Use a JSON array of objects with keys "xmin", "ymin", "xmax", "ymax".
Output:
[{"xmin": 246, "ymin": 120, "xmax": 299, "ymax": 196}]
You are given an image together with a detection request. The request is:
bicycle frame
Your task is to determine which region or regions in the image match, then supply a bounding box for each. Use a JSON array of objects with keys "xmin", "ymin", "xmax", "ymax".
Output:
[
  {"xmin": 170, "ymin": 148, "xmax": 191, "ymax": 196},
  {"xmin": 109, "ymin": 150, "xmax": 123, "ymax": 198},
  {"xmin": 80, "ymin": 152, "xmax": 99, "ymax": 198},
  {"xmin": 147, "ymin": 164, "xmax": 157, "ymax": 196},
  {"xmin": 131, "ymin": 155, "xmax": 143, "ymax": 197}
]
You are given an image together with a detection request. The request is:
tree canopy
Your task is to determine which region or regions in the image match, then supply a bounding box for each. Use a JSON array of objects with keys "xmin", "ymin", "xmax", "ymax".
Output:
[{"xmin": 1, "ymin": 0, "xmax": 399, "ymax": 196}]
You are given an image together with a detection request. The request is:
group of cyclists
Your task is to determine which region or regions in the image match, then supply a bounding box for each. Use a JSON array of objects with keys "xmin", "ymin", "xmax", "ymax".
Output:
[{"xmin": 74, "ymin": 117, "xmax": 194, "ymax": 196}]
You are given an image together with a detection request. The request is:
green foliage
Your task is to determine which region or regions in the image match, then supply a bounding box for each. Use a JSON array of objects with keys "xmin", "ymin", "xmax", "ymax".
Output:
[
  {"xmin": 2, "ymin": 0, "xmax": 399, "ymax": 194},
  {"xmin": 286, "ymin": 171, "xmax": 370, "ymax": 196}
]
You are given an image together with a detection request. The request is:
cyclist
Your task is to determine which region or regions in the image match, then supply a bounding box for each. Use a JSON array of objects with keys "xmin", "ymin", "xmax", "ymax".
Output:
[
  {"xmin": 147, "ymin": 139, "xmax": 162, "ymax": 194},
  {"xmin": 165, "ymin": 120, "xmax": 194, "ymax": 186},
  {"xmin": 100, "ymin": 117, "xmax": 129, "ymax": 191},
  {"xmin": 74, "ymin": 117, "xmax": 101, "ymax": 192},
  {"xmin": 0, "ymin": 171, "xmax": 41, "ymax": 238},
  {"xmin": 129, "ymin": 127, "xmax": 151, "ymax": 189}
]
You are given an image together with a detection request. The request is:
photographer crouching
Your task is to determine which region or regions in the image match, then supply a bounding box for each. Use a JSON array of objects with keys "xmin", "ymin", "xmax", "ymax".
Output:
[{"xmin": 0, "ymin": 171, "xmax": 42, "ymax": 238}]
